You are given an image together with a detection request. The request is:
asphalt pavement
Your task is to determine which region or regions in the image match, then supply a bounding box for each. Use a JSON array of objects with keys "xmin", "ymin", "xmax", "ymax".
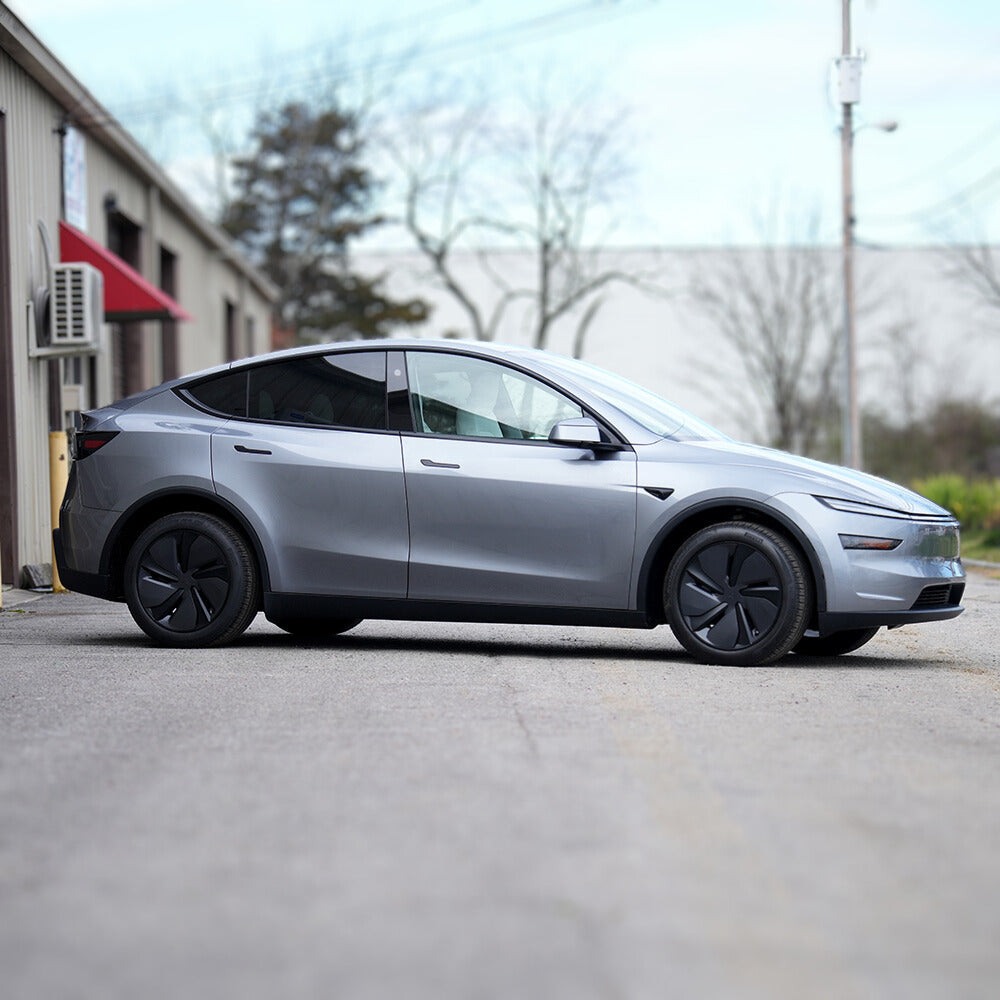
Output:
[{"xmin": 1, "ymin": 570, "xmax": 999, "ymax": 1000}]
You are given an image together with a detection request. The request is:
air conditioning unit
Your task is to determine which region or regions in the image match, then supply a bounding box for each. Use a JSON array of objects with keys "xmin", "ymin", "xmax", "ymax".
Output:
[{"xmin": 50, "ymin": 263, "xmax": 103, "ymax": 349}]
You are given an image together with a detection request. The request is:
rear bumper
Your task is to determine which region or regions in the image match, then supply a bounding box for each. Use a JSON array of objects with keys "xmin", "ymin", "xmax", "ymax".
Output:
[{"xmin": 52, "ymin": 529, "xmax": 116, "ymax": 600}]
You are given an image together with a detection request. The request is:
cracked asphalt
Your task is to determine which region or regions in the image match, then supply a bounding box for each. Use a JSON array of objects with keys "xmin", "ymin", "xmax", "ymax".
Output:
[{"xmin": 1, "ymin": 570, "xmax": 999, "ymax": 1000}]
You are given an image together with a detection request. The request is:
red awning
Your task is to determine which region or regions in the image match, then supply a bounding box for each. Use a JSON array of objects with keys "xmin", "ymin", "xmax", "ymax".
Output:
[{"xmin": 59, "ymin": 221, "xmax": 192, "ymax": 322}]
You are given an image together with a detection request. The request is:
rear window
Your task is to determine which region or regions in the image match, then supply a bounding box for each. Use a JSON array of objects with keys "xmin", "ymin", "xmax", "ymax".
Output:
[
  {"xmin": 184, "ymin": 371, "xmax": 248, "ymax": 417},
  {"xmin": 184, "ymin": 352, "xmax": 388, "ymax": 430},
  {"xmin": 248, "ymin": 352, "xmax": 387, "ymax": 429}
]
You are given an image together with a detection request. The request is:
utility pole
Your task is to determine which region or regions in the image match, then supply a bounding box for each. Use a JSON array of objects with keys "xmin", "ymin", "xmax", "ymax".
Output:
[{"xmin": 839, "ymin": 0, "xmax": 862, "ymax": 469}]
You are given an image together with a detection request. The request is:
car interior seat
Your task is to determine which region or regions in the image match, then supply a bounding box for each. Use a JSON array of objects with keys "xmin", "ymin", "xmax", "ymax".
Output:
[{"xmin": 455, "ymin": 373, "xmax": 504, "ymax": 437}]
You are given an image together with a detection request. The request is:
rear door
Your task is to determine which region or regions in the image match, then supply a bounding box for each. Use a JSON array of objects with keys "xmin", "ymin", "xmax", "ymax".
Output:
[
  {"xmin": 401, "ymin": 350, "xmax": 638, "ymax": 609},
  {"xmin": 204, "ymin": 350, "xmax": 409, "ymax": 597}
]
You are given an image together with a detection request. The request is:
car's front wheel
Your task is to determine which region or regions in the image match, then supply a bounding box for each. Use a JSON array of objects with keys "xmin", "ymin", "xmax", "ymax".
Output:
[
  {"xmin": 124, "ymin": 512, "xmax": 259, "ymax": 647},
  {"xmin": 665, "ymin": 521, "xmax": 811, "ymax": 666}
]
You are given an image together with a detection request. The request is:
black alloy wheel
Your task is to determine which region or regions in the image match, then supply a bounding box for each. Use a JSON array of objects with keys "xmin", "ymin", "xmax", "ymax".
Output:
[
  {"xmin": 665, "ymin": 521, "xmax": 810, "ymax": 666},
  {"xmin": 125, "ymin": 512, "xmax": 259, "ymax": 647},
  {"xmin": 793, "ymin": 626, "xmax": 880, "ymax": 657}
]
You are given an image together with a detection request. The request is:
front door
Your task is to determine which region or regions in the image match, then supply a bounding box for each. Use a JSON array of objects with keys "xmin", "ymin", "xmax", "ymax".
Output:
[{"xmin": 401, "ymin": 351, "xmax": 637, "ymax": 610}]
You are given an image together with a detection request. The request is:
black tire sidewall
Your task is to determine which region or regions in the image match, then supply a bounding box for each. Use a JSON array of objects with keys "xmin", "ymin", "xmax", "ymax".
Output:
[
  {"xmin": 665, "ymin": 521, "xmax": 810, "ymax": 666},
  {"xmin": 125, "ymin": 512, "xmax": 257, "ymax": 647}
]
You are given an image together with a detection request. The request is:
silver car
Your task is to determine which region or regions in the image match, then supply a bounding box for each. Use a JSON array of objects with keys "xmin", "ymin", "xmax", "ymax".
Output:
[{"xmin": 54, "ymin": 340, "xmax": 965, "ymax": 664}]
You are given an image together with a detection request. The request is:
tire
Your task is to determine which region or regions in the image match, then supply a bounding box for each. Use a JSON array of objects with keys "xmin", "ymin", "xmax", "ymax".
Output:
[
  {"xmin": 124, "ymin": 512, "xmax": 259, "ymax": 647},
  {"xmin": 269, "ymin": 616, "xmax": 362, "ymax": 639},
  {"xmin": 792, "ymin": 627, "xmax": 880, "ymax": 657},
  {"xmin": 665, "ymin": 521, "xmax": 811, "ymax": 666}
]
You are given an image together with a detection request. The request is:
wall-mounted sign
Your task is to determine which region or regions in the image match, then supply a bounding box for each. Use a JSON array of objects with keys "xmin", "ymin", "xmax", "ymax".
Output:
[{"xmin": 63, "ymin": 126, "xmax": 87, "ymax": 231}]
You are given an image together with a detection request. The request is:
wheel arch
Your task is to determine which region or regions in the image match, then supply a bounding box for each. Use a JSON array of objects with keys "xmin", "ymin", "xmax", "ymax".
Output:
[
  {"xmin": 635, "ymin": 498, "xmax": 828, "ymax": 626},
  {"xmin": 99, "ymin": 488, "xmax": 270, "ymax": 600}
]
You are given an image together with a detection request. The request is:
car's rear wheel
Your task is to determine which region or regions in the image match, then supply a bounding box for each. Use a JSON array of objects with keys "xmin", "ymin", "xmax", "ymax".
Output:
[
  {"xmin": 269, "ymin": 616, "xmax": 362, "ymax": 638},
  {"xmin": 124, "ymin": 512, "xmax": 259, "ymax": 647},
  {"xmin": 792, "ymin": 627, "xmax": 880, "ymax": 657},
  {"xmin": 665, "ymin": 521, "xmax": 811, "ymax": 666}
]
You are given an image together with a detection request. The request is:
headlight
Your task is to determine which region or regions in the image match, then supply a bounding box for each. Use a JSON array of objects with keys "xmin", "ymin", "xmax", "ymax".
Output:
[{"xmin": 816, "ymin": 495, "xmax": 914, "ymax": 520}]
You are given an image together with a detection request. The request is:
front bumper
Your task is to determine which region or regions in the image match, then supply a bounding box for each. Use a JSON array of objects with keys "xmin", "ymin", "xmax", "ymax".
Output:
[
  {"xmin": 816, "ymin": 581, "xmax": 965, "ymax": 634},
  {"xmin": 771, "ymin": 492, "xmax": 965, "ymax": 633}
]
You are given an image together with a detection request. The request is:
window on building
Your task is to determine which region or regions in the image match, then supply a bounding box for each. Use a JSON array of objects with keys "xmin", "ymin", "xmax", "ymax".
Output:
[
  {"xmin": 160, "ymin": 246, "xmax": 180, "ymax": 381},
  {"xmin": 107, "ymin": 210, "xmax": 143, "ymax": 399},
  {"xmin": 225, "ymin": 299, "xmax": 238, "ymax": 362}
]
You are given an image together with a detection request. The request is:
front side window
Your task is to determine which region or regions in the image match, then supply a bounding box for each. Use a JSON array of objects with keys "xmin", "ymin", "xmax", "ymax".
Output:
[
  {"xmin": 407, "ymin": 352, "xmax": 583, "ymax": 440},
  {"xmin": 248, "ymin": 352, "xmax": 387, "ymax": 430}
]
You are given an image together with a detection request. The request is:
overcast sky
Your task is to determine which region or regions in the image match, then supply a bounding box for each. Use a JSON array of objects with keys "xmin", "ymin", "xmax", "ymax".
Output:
[{"xmin": 13, "ymin": 0, "xmax": 1000, "ymax": 248}]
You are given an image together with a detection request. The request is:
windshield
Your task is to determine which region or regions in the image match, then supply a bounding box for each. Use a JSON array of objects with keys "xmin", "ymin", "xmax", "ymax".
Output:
[{"xmin": 537, "ymin": 355, "xmax": 728, "ymax": 441}]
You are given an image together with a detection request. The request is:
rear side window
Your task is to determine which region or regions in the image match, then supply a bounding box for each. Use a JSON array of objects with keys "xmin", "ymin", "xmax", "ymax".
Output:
[
  {"xmin": 185, "ymin": 371, "xmax": 248, "ymax": 417},
  {"xmin": 248, "ymin": 352, "xmax": 387, "ymax": 430}
]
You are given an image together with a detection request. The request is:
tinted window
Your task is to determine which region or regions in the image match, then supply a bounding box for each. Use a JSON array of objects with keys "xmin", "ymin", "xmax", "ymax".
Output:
[
  {"xmin": 407, "ymin": 352, "xmax": 583, "ymax": 440},
  {"xmin": 185, "ymin": 371, "xmax": 248, "ymax": 417},
  {"xmin": 249, "ymin": 352, "xmax": 387, "ymax": 430}
]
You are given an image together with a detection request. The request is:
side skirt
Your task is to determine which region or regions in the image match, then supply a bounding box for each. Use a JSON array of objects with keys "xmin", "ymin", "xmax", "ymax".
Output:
[{"xmin": 264, "ymin": 593, "xmax": 657, "ymax": 630}]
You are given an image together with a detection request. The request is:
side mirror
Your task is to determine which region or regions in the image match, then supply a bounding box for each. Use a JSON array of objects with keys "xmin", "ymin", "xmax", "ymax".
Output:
[{"xmin": 548, "ymin": 417, "xmax": 607, "ymax": 448}]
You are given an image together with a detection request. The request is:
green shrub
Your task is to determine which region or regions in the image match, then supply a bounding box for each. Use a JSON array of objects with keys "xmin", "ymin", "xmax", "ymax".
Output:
[
  {"xmin": 864, "ymin": 400, "xmax": 1000, "ymax": 484},
  {"xmin": 913, "ymin": 474, "xmax": 1000, "ymax": 530}
]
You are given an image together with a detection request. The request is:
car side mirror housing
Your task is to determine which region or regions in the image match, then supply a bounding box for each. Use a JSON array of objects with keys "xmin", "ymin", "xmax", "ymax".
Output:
[{"xmin": 548, "ymin": 417, "xmax": 609, "ymax": 448}]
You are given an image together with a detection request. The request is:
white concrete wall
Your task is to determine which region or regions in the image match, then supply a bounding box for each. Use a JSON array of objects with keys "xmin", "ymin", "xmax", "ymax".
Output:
[{"xmin": 359, "ymin": 246, "xmax": 1000, "ymax": 444}]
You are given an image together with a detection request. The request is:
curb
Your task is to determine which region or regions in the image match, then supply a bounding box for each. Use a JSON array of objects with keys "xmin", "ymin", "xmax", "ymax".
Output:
[{"xmin": 0, "ymin": 587, "xmax": 47, "ymax": 609}]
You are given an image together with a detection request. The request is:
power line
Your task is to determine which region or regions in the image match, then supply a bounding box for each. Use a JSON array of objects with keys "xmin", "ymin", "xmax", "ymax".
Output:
[
  {"xmin": 863, "ymin": 166, "xmax": 1000, "ymax": 225},
  {"xmin": 97, "ymin": 1, "xmax": 645, "ymax": 129},
  {"xmin": 866, "ymin": 118, "xmax": 1000, "ymax": 198},
  {"xmin": 108, "ymin": 0, "xmax": 477, "ymax": 121}
]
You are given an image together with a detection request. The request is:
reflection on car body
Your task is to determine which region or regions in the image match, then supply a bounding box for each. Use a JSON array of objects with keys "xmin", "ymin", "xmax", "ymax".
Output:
[{"xmin": 54, "ymin": 340, "xmax": 965, "ymax": 664}]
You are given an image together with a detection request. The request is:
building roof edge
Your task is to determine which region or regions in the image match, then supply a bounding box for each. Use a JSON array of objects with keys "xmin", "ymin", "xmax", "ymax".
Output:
[{"xmin": 0, "ymin": 3, "xmax": 278, "ymax": 304}]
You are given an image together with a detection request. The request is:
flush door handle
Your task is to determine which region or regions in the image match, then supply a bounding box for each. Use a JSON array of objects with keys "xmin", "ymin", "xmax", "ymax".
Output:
[
  {"xmin": 234, "ymin": 444, "xmax": 272, "ymax": 455},
  {"xmin": 420, "ymin": 459, "xmax": 461, "ymax": 469}
]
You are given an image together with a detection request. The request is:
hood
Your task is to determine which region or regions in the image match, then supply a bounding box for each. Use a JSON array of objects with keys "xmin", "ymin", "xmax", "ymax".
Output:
[{"xmin": 642, "ymin": 438, "xmax": 952, "ymax": 518}]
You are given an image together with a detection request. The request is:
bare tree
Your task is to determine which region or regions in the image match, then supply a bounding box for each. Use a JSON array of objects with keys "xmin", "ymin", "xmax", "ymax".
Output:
[
  {"xmin": 688, "ymin": 212, "xmax": 842, "ymax": 456},
  {"xmin": 388, "ymin": 92, "xmax": 514, "ymax": 342},
  {"xmin": 947, "ymin": 242, "xmax": 1000, "ymax": 315},
  {"xmin": 384, "ymin": 76, "xmax": 664, "ymax": 356}
]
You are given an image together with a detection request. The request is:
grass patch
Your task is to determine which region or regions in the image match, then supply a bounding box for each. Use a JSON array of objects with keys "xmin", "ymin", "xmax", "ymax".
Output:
[{"xmin": 963, "ymin": 529, "xmax": 1000, "ymax": 564}]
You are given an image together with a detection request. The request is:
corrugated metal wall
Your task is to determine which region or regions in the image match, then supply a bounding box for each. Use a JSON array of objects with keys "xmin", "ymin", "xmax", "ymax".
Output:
[
  {"xmin": 1, "ymin": 44, "xmax": 273, "ymax": 575},
  {"xmin": 1, "ymin": 50, "xmax": 64, "ymax": 576}
]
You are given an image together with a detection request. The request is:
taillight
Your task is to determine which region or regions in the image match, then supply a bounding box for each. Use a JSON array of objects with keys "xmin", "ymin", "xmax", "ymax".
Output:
[{"xmin": 72, "ymin": 431, "xmax": 119, "ymax": 460}]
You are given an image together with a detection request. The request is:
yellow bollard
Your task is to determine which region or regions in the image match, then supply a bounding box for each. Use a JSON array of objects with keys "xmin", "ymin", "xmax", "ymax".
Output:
[{"xmin": 49, "ymin": 430, "xmax": 69, "ymax": 594}]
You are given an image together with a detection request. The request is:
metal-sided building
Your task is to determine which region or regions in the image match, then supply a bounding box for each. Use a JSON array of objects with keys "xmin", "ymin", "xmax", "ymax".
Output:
[{"xmin": 1, "ymin": 5, "xmax": 277, "ymax": 586}]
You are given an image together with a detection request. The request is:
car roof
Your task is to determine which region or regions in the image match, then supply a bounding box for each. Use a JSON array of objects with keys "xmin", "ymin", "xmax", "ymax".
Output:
[
  {"xmin": 222, "ymin": 338, "xmax": 538, "ymax": 371},
  {"xmin": 168, "ymin": 339, "xmax": 553, "ymax": 388}
]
